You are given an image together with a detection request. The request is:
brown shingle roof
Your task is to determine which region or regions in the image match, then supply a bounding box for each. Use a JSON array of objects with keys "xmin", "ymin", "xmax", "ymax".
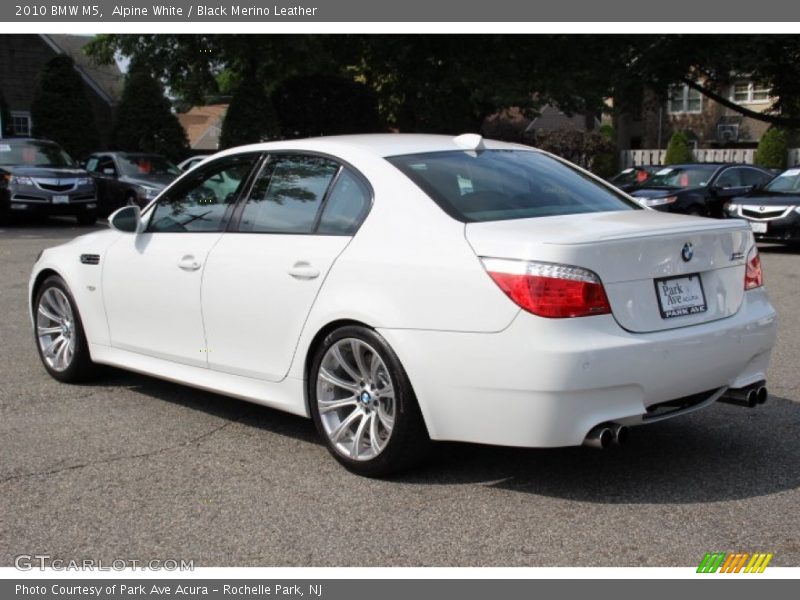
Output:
[
  {"xmin": 177, "ymin": 104, "xmax": 228, "ymax": 150},
  {"xmin": 41, "ymin": 34, "xmax": 124, "ymax": 104}
]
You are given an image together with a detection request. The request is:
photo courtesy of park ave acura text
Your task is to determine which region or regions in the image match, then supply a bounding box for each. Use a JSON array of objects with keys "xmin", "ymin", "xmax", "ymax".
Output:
[{"xmin": 1, "ymin": 32, "xmax": 799, "ymax": 569}]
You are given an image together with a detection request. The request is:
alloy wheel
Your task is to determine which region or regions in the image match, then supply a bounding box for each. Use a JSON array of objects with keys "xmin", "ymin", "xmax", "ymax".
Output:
[{"xmin": 36, "ymin": 287, "xmax": 76, "ymax": 372}]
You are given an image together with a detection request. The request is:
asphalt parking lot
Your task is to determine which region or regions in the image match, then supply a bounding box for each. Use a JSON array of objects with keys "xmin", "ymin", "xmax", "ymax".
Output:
[{"xmin": 1, "ymin": 217, "xmax": 799, "ymax": 567}]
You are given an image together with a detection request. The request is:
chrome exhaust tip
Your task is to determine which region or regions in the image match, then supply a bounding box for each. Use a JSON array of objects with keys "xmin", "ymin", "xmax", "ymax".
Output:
[
  {"xmin": 583, "ymin": 425, "xmax": 613, "ymax": 450},
  {"xmin": 609, "ymin": 423, "xmax": 629, "ymax": 446},
  {"xmin": 756, "ymin": 386, "xmax": 768, "ymax": 405}
]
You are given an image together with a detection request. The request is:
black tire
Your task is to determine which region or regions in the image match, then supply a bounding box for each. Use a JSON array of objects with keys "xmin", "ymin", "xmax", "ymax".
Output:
[
  {"xmin": 308, "ymin": 325, "xmax": 431, "ymax": 477},
  {"xmin": 33, "ymin": 275, "xmax": 96, "ymax": 383},
  {"xmin": 76, "ymin": 212, "xmax": 97, "ymax": 226}
]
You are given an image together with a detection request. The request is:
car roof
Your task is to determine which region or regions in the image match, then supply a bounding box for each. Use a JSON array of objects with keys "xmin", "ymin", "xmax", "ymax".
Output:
[{"xmin": 212, "ymin": 134, "xmax": 532, "ymax": 160}]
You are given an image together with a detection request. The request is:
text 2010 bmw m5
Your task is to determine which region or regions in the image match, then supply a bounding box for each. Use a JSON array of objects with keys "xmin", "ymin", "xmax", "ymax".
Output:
[{"xmin": 29, "ymin": 134, "xmax": 777, "ymax": 476}]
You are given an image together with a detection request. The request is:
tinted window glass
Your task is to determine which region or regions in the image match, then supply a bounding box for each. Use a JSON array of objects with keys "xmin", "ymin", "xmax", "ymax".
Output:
[
  {"xmin": 387, "ymin": 150, "xmax": 639, "ymax": 223},
  {"xmin": 149, "ymin": 155, "xmax": 257, "ymax": 233},
  {"xmin": 118, "ymin": 154, "xmax": 181, "ymax": 177},
  {"xmin": 239, "ymin": 155, "xmax": 339, "ymax": 233},
  {"xmin": 740, "ymin": 168, "xmax": 772, "ymax": 187},
  {"xmin": 715, "ymin": 168, "xmax": 742, "ymax": 188},
  {"xmin": 317, "ymin": 169, "xmax": 371, "ymax": 235}
]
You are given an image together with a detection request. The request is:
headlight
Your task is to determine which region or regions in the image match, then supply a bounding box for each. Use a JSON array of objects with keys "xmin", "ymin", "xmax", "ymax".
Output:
[
  {"xmin": 9, "ymin": 175, "xmax": 35, "ymax": 186},
  {"xmin": 724, "ymin": 203, "xmax": 740, "ymax": 215},
  {"xmin": 76, "ymin": 177, "xmax": 94, "ymax": 187},
  {"xmin": 140, "ymin": 186, "xmax": 160, "ymax": 200},
  {"xmin": 641, "ymin": 195, "xmax": 677, "ymax": 207}
]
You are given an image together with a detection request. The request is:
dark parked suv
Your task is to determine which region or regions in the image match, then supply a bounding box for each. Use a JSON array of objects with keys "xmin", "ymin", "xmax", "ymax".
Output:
[
  {"xmin": 629, "ymin": 163, "xmax": 774, "ymax": 217},
  {"xmin": 0, "ymin": 138, "xmax": 97, "ymax": 224}
]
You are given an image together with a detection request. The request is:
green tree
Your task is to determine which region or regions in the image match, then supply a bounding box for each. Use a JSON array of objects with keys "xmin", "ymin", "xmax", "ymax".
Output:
[
  {"xmin": 0, "ymin": 88, "xmax": 12, "ymax": 137},
  {"xmin": 272, "ymin": 75, "xmax": 383, "ymax": 138},
  {"xmin": 29, "ymin": 55, "xmax": 99, "ymax": 159},
  {"xmin": 664, "ymin": 132, "xmax": 694, "ymax": 164},
  {"xmin": 219, "ymin": 71, "xmax": 280, "ymax": 149},
  {"xmin": 754, "ymin": 127, "xmax": 788, "ymax": 170},
  {"xmin": 112, "ymin": 62, "xmax": 189, "ymax": 162}
]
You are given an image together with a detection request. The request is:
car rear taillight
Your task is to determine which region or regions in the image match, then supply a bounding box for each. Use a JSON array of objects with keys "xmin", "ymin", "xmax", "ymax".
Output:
[
  {"xmin": 482, "ymin": 258, "xmax": 611, "ymax": 318},
  {"xmin": 745, "ymin": 246, "xmax": 763, "ymax": 290}
]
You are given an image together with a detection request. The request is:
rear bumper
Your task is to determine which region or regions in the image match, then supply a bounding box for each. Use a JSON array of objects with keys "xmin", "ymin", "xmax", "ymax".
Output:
[{"xmin": 378, "ymin": 287, "xmax": 777, "ymax": 448}]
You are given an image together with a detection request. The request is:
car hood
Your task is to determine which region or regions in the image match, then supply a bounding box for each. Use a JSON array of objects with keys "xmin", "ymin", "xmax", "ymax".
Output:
[
  {"xmin": 0, "ymin": 165, "xmax": 89, "ymax": 178},
  {"xmin": 119, "ymin": 173, "xmax": 175, "ymax": 189},
  {"xmin": 732, "ymin": 192, "xmax": 800, "ymax": 205}
]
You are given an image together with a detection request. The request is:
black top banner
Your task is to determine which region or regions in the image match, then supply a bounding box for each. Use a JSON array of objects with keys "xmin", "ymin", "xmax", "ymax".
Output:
[{"xmin": 2, "ymin": 0, "xmax": 800, "ymax": 22}]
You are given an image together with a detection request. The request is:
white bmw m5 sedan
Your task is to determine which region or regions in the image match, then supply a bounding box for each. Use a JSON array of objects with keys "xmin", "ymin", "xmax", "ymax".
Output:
[{"xmin": 29, "ymin": 134, "xmax": 777, "ymax": 476}]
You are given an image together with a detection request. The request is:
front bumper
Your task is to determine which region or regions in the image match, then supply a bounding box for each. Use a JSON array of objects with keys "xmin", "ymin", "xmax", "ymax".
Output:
[
  {"xmin": 378, "ymin": 287, "xmax": 777, "ymax": 448},
  {"xmin": 751, "ymin": 212, "xmax": 800, "ymax": 244},
  {"xmin": 3, "ymin": 191, "xmax": 97, "ymax": 216}
]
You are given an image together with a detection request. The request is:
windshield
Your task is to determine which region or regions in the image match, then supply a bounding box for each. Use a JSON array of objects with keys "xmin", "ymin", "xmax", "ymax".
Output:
[
  {"xmin": 0, "ymin": 140, "xmax": 75, "ymax": 168},
  {"xmin": 387, "ymin": 150, "xmax": 640, "ymax": 223},
  {"xmin": 645, "ymin": 165, "xmax": 716, "ymax": 188},
  {"xmin": 764, "ymin": 168, "xmax": 800, "ymax": 193},
  {"xmin": 118, "ymin": 155, "xmax": 181, "ymax": 177}
]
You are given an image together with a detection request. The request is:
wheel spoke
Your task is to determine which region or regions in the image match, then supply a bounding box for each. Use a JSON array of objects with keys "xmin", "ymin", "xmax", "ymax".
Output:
[
  {"xmin": 368, "ymin": 412, "xmax": 382, "ymax": 454},
  {"xmin": 42, "ymin": 334, "xmax": 65, "ymax": 356},
  {"xmin": 377, "ymin": 403, "xmax": 395, "ymax": 431},
  {"xmin": 351, "ymin": 339, "xmax": 371, "ymax": 380},
  {"xmin": 376, "ymin": 383, "xmax": 394, "ymax": 398},
  {"xmin": 38, "ymin": 303, "xmax": 62, "ymax": 324},
  {"xmin": 332, "ymin": 345, "xmax": 361, "ymax": 384},
  {"xmin": 37, "ymin": 325, "xmax": 62, "ymax": 335},
  {"xmin": 351, "ymin": 412, "xmax": 370, "ymax": 459},
  {"xmin": 319, "ymin": 396, "xmax": 358, "ymax": 414},
  {"xmin": 319, "ymin": 367, "xmax": 360, "ymax": 392},
  {"xmin": 330, "ymin": 408, "xmax": 362, "ymax": 444},
  {"xmin": 54, "ymin": 338, "xmax": 69, "ymax": 369}
]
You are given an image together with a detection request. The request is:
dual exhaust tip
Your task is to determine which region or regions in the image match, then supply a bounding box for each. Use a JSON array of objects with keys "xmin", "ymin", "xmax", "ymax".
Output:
[
  {"xmin": 583, "ymin": 422, "xmax": 628, "ymax": 450},
  {"xmin": 583, "ymin": 382, "xmax": 768, "ymax": 449},
  {"xmin": 719, "ymin": 382, "xmax": 768, "ymax": 408}
]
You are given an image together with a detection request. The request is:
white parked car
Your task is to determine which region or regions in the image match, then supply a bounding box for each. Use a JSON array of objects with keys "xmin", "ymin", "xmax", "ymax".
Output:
[{"xmin": 29, "ymin": 134, "xmax": 777, "ymax": 476}]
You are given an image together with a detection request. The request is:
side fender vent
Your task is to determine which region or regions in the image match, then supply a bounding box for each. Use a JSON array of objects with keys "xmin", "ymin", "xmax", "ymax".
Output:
[{"xmin": 80, "ymin": 254, "xmax": 100, "ymax": 266}]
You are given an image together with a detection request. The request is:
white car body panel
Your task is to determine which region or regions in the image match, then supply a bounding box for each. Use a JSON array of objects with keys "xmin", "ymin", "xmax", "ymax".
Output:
[{"xmin": 28, "ymin": 134, "xmax": 779, "ymax": 450}]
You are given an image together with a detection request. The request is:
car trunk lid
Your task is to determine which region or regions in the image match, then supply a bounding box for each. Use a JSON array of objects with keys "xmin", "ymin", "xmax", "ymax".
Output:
[{"xmin": 465, "ymin": 210, "xmax": 752, "ymax": 333}]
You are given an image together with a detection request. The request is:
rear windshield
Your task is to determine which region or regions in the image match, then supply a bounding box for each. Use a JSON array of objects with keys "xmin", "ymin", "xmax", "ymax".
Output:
[
  {"xmin": 0, "ymin": 140, "xmax": 75, "ymax": 168},
  {"xmin": 387, "ymin": 150, "xmax": 640, "ymax": 222}
]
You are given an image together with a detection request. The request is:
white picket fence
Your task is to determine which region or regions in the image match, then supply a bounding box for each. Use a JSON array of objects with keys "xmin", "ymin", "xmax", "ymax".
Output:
[{"xmin": 621, "ymin": 148, "xmax": 800, "ymax": 168}]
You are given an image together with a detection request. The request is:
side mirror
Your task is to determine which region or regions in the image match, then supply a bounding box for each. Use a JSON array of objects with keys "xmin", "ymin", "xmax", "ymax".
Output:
[{"xmin": 108, "ymin": 205, "xmax": 142, "ymax": 234}]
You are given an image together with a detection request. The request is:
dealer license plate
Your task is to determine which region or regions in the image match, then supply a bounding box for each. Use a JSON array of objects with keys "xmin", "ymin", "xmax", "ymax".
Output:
[
  {"xmin": 750, "ymin": 221, "xmax": 767, "ymax": 234},
  {"xmin": 52, "ymin": 195, "xmax": 69, "ymax": 204},
  {"xmin": 655, "ymin": 274, "xmax": 707, "ymax": 319}
]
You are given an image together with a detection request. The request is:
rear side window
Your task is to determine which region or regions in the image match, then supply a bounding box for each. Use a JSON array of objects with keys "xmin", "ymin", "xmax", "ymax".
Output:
[
  {"xmin": 387, "ymin": 150, "xmax": 640, "ymax": 223},
  {"xmin": 239, "ymin": 155, "xmax": 339, "ymax": 233},
  {"xmin": 317, "ymin": 169, "xmax": 371, "ymax": 235}
]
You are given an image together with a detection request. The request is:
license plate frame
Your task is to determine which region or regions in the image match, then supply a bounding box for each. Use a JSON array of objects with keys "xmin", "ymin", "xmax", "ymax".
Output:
[
  {"xmin": 750, "ymin": 221, "xmax": 767, "ymax": 234},
  {"xmin": 52, "ymin": 195, "xmax": 69, "ymax": 205},
  {"xmin": 654, "ymin": 273, "xmax": 708, "ymax": 319}
]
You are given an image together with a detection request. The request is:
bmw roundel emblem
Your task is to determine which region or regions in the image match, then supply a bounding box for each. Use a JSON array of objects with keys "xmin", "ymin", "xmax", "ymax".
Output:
[{"xmin": 681, "ymin": 243, "xmax": 694, "ymax": 262}]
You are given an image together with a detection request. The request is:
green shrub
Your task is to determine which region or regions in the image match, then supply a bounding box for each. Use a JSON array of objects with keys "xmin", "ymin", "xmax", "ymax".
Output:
[
  {"xmin": 755, "ymin": 127, "xmax": 788, "ymax": 170},
  {"xmin": 30, "ymin": 55, "xmax": 100, "ymax": 160},
  {"xmin": 112, "ymin": 62, "xmax": 189, "ymax": 162},
  {"xmin": 664, "ymin": 131, "xmax": 694, "ymax": 164}
]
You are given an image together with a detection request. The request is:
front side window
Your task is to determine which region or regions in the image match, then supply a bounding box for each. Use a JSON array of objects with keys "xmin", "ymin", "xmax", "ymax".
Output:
[
  {"xmin": 238, "ymin": 155, "xmax": 339, "ymax": 233},
  {"xmin": 148, "ymin": 155, "xmax": 258, "ymax": 233},
  {"xmin": 714, "ymin": 168, "xmax": 743, "ymax": 188},
  {"xmin": 387, "ymin": 150, "xmax": 640, "ymax": 223},
  {"xmin": 740, "ymin": 168, "xmax": 772, "ymax": 187}
]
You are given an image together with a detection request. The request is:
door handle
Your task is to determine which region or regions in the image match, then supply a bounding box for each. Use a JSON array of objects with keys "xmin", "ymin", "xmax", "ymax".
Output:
[
  {"xmin": 177, "ymin": 255, "xmax": 202, "ymax": 271},
  {"xmin": 288, "ymin": 261, "xmax": 320, "ymax": 280}
]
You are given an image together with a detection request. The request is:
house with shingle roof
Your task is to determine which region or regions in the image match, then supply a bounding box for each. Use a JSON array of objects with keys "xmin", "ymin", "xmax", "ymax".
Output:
[{"xmin": 0, "ymin": 34, "xmax": 123, "ymax": 148}]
